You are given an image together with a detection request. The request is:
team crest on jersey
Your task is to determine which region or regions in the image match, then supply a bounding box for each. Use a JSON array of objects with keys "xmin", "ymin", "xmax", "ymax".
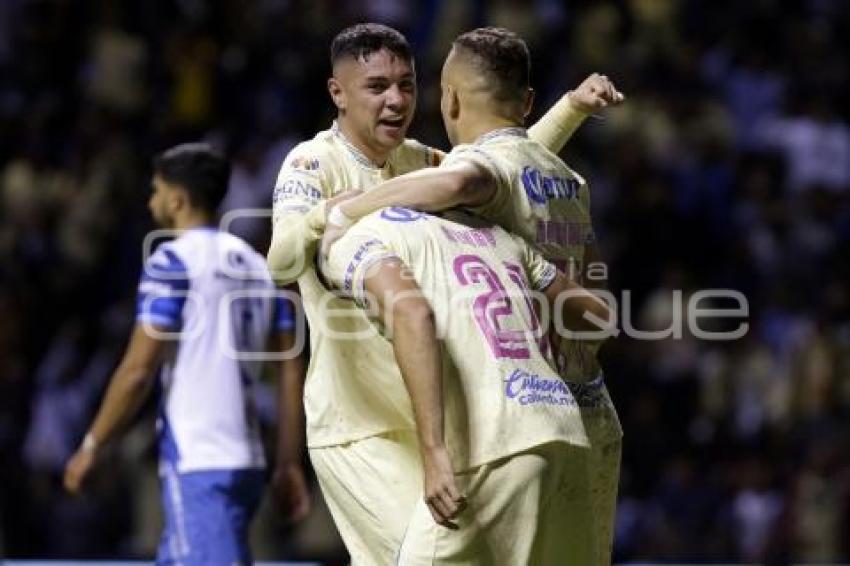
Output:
[
  {"xmin": 521, "ymin": 166, "xmax": 581, "ymax": 205},
  {"xmin": 380, "ymin": 207, "xmax": 426, "ymax": 222},
  {"xmin": 290, "ymin": 155, "xmax": 320, "ymax": 171}
]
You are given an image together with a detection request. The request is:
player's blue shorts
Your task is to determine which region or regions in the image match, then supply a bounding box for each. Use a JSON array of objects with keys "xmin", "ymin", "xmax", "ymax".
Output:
[{"xmin": 157, "ymin": 462, "xmax": 265, "ymax": 565}]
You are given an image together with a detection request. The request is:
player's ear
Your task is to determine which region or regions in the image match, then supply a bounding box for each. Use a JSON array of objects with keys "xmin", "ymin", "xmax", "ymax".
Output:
[
  {"xmin": 448, "ymin": 85, "xmax": 460, "ymax": 120},
  {"xmin": 328, "ymin": 76, "xmax": 346, "ymax": 112},
  {"xmin": 166, "ymin": 187, "xmax": 185, "ymax": 215},
  {"xmin": 522, "ymin": 87, "xmax": 535, "ymax": 119}
]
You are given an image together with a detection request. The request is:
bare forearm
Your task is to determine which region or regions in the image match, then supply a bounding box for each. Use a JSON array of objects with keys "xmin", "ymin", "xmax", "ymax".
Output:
[
  {"xmin": 391, "ymin": 305, "xmax": 446, "ymax": 451},
  {"xmin": 88, "ymin": 366, "xmax": 154, "ymax": 445},
  {"xmin": 339, "ymin": 165, "xmax": 491, "ymax": 221},
  {"xmin": 366, "ymin": 263, "xmax": 447, "ymax": 452},
  {"xmin": 276, "ymin": 355, "xmax": 306, "ymax": 465}
]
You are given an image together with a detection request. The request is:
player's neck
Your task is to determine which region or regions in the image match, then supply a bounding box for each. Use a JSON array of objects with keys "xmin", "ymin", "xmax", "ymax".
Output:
[
  {"xmin": 458, "ymin": 116, "xmax": 523, "ymax": 145},
  {"xmin": 336, "ymin": 117, "xmax": 390, "ymax": 167},
  {"xmin": 173, "ymin": 212, "xmax": 216, "ymax": 232}
]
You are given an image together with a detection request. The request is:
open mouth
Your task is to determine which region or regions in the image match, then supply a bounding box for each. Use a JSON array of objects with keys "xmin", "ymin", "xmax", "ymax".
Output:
[{"xmin": 378, "ymin": 117, "xmax": 406, "ymax": 129}]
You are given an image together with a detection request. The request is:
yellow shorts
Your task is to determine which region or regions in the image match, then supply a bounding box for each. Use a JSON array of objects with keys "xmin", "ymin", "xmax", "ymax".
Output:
[
  {"xmin": 309, "ymin": 430, "xmax": 421, "ymax": 565},
  {"xmin": 397, "ymin": 442, "xmax": 603, "ymax": 565},
  {"xmin": 573, "ymin": 380, "xmax": 622, "ymax": 565}
]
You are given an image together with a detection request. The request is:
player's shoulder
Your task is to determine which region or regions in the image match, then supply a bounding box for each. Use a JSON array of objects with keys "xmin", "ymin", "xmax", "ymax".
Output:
[
  {"xmin": 144, "ymin": 238, "xmax": 190, "ymax": 282},
  {"xmin": 275, "ymin": 132, "xmax": 338, "ymax": 200},
  {"xmin": 442, "ymin": 142, "xmax": 478, "ymax": 164},
  {"xmin": 442, "ymin": 142, "xmax": 507, "ymax": 176},
  {"xmin": 394, "ymin": 137, "xmax": 441, "ymax": 168},
  {"xmin": 209, "ymin": 231, "xmax": 276, "ymax": 283},
  {"xmin": 281, "ymin": 132, "xmax": 338, "ymax": 172},
  {"xmin": 524, "ymin": 138, "xmax": 586, "ymax": 182},
  {"xmin": 217, "ymin": 231, "xmax": 268, "ymax": 264}
]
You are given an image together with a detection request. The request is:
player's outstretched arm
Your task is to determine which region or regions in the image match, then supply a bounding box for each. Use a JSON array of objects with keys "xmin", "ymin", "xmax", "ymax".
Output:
[
  {"xmin": 319, "ymin": 162, "xmax": 495, "ymax": 260},
  {"xmin": 364, "ymin": 258, "xmax": 466, "ymax": 528},
  {"xmin": 528, "ymin": 73, "xmax": 625, "ymax": 153},
  {"xmin": 271, "ymin": 326, "xmax": 311, "ymax": 524},
  {"xmin": 417, "ymin": 74, "xmax": 625, "ymax": 162},
  {"xmin": 345, "ymin": 161, "xmax": 493, "ymax": 218},
  {"xmin": 64, "ymin": 325, "xmax": 164, "ymax": 494}
]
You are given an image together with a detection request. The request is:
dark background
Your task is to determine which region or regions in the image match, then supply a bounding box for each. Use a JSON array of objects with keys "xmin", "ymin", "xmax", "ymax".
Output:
[{"xmin": 1, "ymin": 0, "xmax": 848, "ymax": 562}]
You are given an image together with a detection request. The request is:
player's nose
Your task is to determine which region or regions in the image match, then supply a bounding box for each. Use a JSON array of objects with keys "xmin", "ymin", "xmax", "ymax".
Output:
[{"xmin": 384, "ymin": 84, "xmax": 405, "ymax": 109}]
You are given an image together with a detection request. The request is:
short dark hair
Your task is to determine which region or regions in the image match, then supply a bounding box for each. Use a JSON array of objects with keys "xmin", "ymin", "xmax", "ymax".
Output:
[
  {"xmin": 453, "ymin": 27, "xmax": 530, "ymax": 100},
  {"xmin": 153, "ymin": 143, "xmax": 230, "ymax": 213},
  {"xmin": 330, "ymin": 23, "xmax": 413, "ymax": 66}
]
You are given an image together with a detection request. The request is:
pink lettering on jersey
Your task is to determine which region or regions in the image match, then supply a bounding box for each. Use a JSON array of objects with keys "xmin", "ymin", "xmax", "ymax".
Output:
[
  {"xmin": 441, "ymin": 226, "xmax": 497, "ymax": 249},
  {"xmin": 453, "ymin": 254, "xmax": 530, "ymax": 359},
  {"xmin": 503, "ymin": 262, "xmax": 550, "ymax": 358}
]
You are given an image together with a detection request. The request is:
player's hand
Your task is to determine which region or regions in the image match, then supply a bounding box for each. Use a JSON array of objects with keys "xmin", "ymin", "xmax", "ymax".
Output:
[
  {"xmin": 319, "ymin": 213, "xmax": 349, "ymax": 263},
  {"xmin": 319, "ymin": 189, "xmax": 364, "ymax": 262},
  {"xmin": 326, "ymin": 188, "xmax": 363, "ymax": 209},
  {"xmin": 422, "ymin": 445, "xmax": 466, "ymax": 529},
  {"xmin": 64, "ymin": 447, "xmax": 96, "ymax": 495},
  {"xmin": 567, "ymin": 73, "xmax": 625, "ymax": 114},
  {"xmin": 271, "ymin": 463, "xmax": 312, "ymax": 524}
]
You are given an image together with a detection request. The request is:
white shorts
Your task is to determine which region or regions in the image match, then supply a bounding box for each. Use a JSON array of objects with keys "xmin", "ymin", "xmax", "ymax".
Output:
[{"xmin": 309, "ymin": 430, "xmax": 422, "ymax": 565}]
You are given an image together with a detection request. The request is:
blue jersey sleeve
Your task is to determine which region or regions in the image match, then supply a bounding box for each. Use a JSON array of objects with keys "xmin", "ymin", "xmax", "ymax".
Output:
[
  {"xmin": 136, "ymin": 248, "xmax": 190, "ymax": 329},
  {"xmin": 273, "ymin": 295, "xmax": 296, "ymax": 332}
]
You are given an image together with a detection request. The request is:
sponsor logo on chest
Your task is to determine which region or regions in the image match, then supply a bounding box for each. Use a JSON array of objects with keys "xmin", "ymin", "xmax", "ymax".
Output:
[{"xmin": 521, "ymin": 166, "xmax": 581, "ymax": 205}]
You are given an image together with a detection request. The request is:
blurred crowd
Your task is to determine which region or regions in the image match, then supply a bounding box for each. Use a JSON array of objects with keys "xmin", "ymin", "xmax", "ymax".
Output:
[{"xmin": 1, "ymin": 0, "xmax": 849, "ymax": 562}]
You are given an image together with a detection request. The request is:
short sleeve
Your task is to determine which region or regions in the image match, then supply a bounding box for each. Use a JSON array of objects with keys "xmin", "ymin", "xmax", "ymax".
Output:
[
  {"xmin": 441, "ymin": 145, "xmax": 511, "ymax": 217},
  {"xmin": 514, "ymin": 235, "xmax": 557, "ymax": 291},
  {"xmin": 401, "ymin": 138, "xmax": 444, "ymax": 168},
  {"xmin": 321, "ymin": 229, "xmax": 398, "ymax": 308},
  {"xmin": 136, "ymin": 248, "xmax": 190, "ymax": 329}
]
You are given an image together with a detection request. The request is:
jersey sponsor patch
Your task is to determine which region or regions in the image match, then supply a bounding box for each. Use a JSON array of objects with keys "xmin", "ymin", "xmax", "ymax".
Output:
[
  {"xmin": 521, "ymin": 166, "xmax": 581, "ymax": 204},
  {"xmin": 289, "ymin": 155, "xmax": 320, "ymax": 171},
  {"xmin": 503, "ymin": 368, "xmax": 577, "ymax": 407},
  {"xmin": 273, "ymin": 178, "xmax": 322, "ymax": 204}
]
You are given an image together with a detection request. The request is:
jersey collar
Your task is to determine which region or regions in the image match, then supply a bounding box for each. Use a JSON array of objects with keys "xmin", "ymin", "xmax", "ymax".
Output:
[
  {"xmin": 474, "ymin": 127, "xmax": 528, "ymax": 145},
  {"xmin": 331, "ymin": 121, "xmax": 388, "ymax": 170}
]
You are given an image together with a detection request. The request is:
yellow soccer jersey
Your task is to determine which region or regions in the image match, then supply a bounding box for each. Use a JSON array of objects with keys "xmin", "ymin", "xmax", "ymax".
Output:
[
  {"xmin": 322, "ymin": 208, "xmax": 590, "ymax": 470},
  {"xmin": 441, "ymin": 128, "xmax": 605, "ymax": 385},
  {"xmin": 270, "ymin": 123, "xmax": 439, "ymax": 448}
]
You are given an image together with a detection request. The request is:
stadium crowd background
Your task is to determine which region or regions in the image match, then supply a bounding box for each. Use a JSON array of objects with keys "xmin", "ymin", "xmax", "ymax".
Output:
[{"xmin": 1, "ymin": 0, "xmax": 848, "ymax": 562}]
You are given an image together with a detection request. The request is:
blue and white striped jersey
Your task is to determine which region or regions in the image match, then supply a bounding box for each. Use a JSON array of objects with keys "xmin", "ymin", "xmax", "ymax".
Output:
[{"xmin": 137, "ymin": 227, "xmax": 293, "ymax": 472}]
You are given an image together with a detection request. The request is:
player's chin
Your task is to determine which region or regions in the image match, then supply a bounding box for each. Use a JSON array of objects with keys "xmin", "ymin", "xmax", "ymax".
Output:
[{"xmin": 375, "ymin": 122, "xmax": 408, "ymax": 144}]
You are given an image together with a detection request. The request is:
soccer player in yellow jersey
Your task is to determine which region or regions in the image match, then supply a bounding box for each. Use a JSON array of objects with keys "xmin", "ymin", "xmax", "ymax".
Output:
[
  {"xmin": 266, "ymin": 23, "xmax": 624, "ymax": 564},
  {"xmin": 321, "ymin": 27, "xmax": 623, "ymax": 564},
  {"xmin": 320, "ymin": 207, "xmax": 612, "ymax": 563}
]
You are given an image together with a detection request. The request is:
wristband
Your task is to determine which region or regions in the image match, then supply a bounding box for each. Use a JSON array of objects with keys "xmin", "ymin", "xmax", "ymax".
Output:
[
  {"xmin": 327, "ymin": 205, "xmax": 355, "ymax": 229},
  {"xmin": 81, "ymin": 432, "xmax": 99, "ymax": 453}
]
